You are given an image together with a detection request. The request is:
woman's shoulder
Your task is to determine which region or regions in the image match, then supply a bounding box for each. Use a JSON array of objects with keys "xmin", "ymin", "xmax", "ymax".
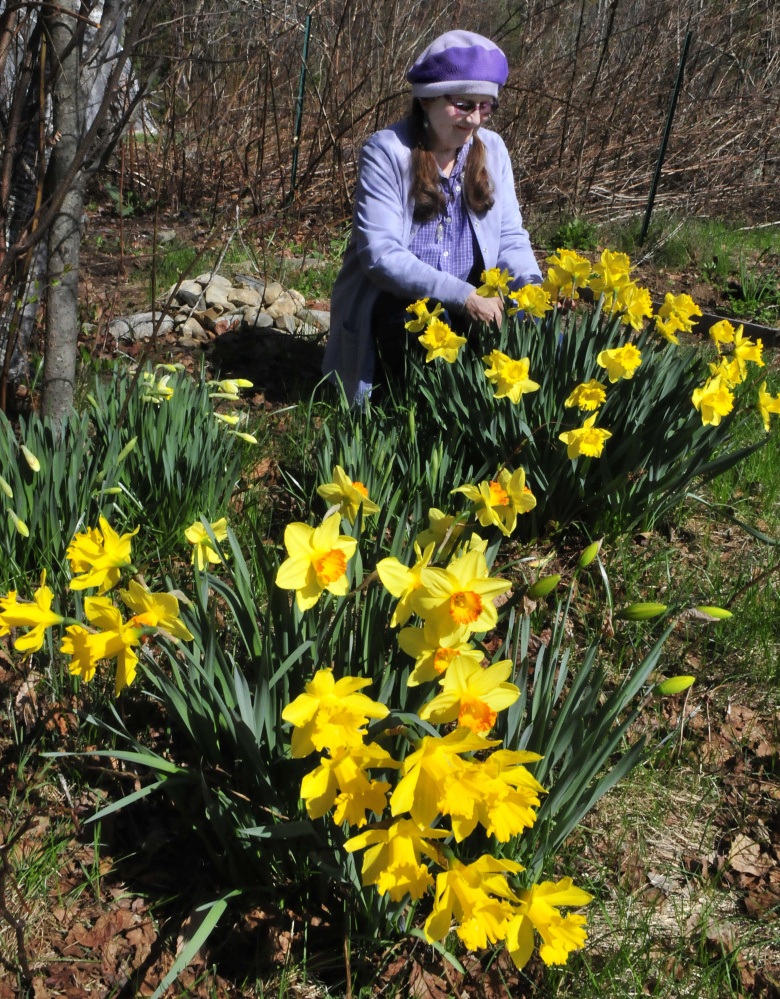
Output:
[
  {"xmin": 477, "ymin": 127, "xmax": 509, "ymax": 157},
  {"xmin": 362, "ymin": 118, "xmax": 415, "ymax": 159}
]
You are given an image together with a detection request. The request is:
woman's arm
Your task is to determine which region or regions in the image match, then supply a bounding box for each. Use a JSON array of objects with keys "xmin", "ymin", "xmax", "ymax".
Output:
[{"xmin": 353, "ymin": 134, "xmax": 475, "ymax": 312}]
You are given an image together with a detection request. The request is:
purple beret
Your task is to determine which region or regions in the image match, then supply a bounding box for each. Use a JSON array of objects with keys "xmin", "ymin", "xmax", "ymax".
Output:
[{"xmin": 407, "ymin": 30, "xmax": 509, "ymax": 99}]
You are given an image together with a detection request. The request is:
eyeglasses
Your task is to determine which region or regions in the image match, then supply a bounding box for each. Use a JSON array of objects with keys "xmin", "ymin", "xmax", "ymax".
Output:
[{"xmin": 446, "ymin": 96, "xmax": 500, "ymax": 117}]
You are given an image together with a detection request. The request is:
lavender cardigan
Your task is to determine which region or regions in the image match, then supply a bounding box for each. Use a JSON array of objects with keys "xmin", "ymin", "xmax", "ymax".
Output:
[{"xmin": 322, "ymin": 118, "xmax": 542, "ymax": 402}]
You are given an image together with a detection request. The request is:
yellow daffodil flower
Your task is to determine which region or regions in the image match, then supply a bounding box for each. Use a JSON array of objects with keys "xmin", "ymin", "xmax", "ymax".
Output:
[
  {"xmin": 588, "ymin": 249, "xmax": 631, "ymax": 299},
  {"xmin": 390, "ymin": 727, "xmax": 499, "ymax": 826},
  {"xmin": 412, "ymin": 549, "xmax": 512, "ymax": 641},
  {"xmin": 559, "ymin": 413, "xmax": 612, "ymax": 460},
  {"xmin": 506, "ymin": 878, "xmax": 593, "ymax": 969},
  {"xmin": 0, "ymin": 572, "xmax": 64, "ymax": 652},
  {"xmin": 344, "ymin": 817, "xmax": 448, "ymax": 902},
  {"xmin": 184, "ymin": 517, "xmax": 229, "ymax": 570},
  {"xmin": 418, "ymin": 318, "xmax": 467, "ymax": 363},
  {"xmin": 62, "ymin": 596, "xmax": 144, "ymax": 695},
  {"xmin": 564, "ymin": 379, "xmax": 607, "ymax": 411},
  {"xmin": 758, "ymin": 382, "xmax": 780, "ymax": 432},
  {"xmin": 482, "ymin": 351, "xmax": 540, "ymax": 404},
  {"xmin": 140, "ymin": 372, "xmax": 174, "ymax": 403},
  {"xmin": 732, "ymin": 326, "xmax": 764, "ymax": 375},
  {"xmin": 419, "ymin": 659, "xmax": 520, "ymax": 734},
  {"xmin": 477, "ymin": 267, "xmax": 512, "ymax": 298},
  {"xmin": 376, "ymin": 541, "xmax": 436, "ymax": 627},
  {"xmin": 425, "ymin": 855, "xmax": 524, "ymax": 952},
  {"xmin": 415, "ymin": 508, "xmax": 465, "ymax": 558},
  {"xmin": 276, "ymin": 514, "xmax": 357, "ymax": 611},
  {"xmin": 214, "ymin": 413, "xmax": 241, "ymax": 426},
  {"xmin": 507, "ymin": 284, "xmax": 551, "ymax": 318},
  {"xmin": 397, "ymin": 621, "xmax": 483, "ymax": 685},
  {"xmin": 596, "ymin": 343, "xmax": 642, "ymax": 382},
  {"xmin": 300, "ymin": 742, "xmax": 399, "ymax": 825},
  {"xmin": 67, "ymin": 517, "xmax": 138, "ymax": 594},
  {"xmin": 542, "ymin": 248, "xmax": 591, "ymax": 298},
  {"xmin": 119, "ymin": 579, "xmax": 193, "ymax": 641},
  {"xmin": 404, "ymin": 298, "xmax": 444, "ymax": 333},
  {"xmin": 709, "ymin": 318, "xmax": 738, "ymax": 352},
  {"xmin": 654, "ymin": 292, "xmax": 701, "ymax": 345},
  {"xmin": 317, "ymin": 466, "xmax": 381, "ymax": 524},
  {"xmin": 281, "ymin": 669, "xmax": 388, "ymax": 757},
  {"xmin": 692, "ymin": 375, "xmax": 734, "ymax": 426},
  {"xmin": 708, "ymin": 356, "xmax": 743, "ymax": 388},
  {"xmin": 452, "ymin": 467, "xmax": 536, "ymax": 537},
  {"xmin": 613, "ymin": 283, "xmax": 653, "ymax": 330}
]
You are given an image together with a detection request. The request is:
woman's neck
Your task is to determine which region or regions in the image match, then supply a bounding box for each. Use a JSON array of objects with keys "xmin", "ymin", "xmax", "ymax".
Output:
[{"xmin": 432, "ymin": 147, "xmax": 459, "ymax": 176}]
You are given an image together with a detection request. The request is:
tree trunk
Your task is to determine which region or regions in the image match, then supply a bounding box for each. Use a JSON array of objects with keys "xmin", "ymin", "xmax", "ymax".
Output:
[{"xmin": 42, "ymin": 0, "xmax": 84, "ymax": 421}]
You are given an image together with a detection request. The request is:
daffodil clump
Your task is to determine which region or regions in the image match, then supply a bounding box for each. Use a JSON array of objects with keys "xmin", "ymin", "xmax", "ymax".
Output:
[
  {"xmin": 0, "ymin": 516, "xmax": 193, "ymax": 695},
  {"xmin": 687, "ymin": 320, "xmax": 767, "ymax": 428},
  {"xmin": 279, "ymin": 504, "xmax": 592, "ymax": 970}
]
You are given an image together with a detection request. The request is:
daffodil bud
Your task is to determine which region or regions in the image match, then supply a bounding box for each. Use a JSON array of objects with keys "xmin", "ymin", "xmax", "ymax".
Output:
[
  {"xmin": 0, "ymin": 474, "xmax": 12, "ymax": 498},
  {"xmin": 616, "ymin": 602, "xmax": 667, "ymax": 621},
  {"xmin": 527, "ymin": 574, "xmax": 561, "ymax": 598},
  {"xmin": 578, "ymin": 540, "xmax": 602, "ymax": 568},
  {"xmin": 117, "ymin": 437, "xmax": 137, "ymax": 462},
  {"xmin": 694, "ymin": 605, "xmax": 732, "ymax": 620},
  {"xmin": 8, "ymin": 510, "xmax": 29, "ymax": 537},
  {"xmin": 21, "ymin": 445, "xmax": 40, "ymax": 472},
  {"xmin": 656, "ymin": 676, "xmax": 695, "ymax": 695}
]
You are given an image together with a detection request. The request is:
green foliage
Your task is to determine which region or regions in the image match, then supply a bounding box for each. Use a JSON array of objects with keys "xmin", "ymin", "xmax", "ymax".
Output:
[
  {"xmin": 548, "ymin": 217, "xmax": 599, "ymax": 252},
  {"xmin": 389, "ymin": 306, "xmax": 764, "ymax": 538}
]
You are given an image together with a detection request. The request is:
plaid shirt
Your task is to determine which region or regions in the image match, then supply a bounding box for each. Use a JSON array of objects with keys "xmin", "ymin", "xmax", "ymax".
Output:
[{"xmin": 409, "ymin": 143, "xmax": 478, "ymax": 283}]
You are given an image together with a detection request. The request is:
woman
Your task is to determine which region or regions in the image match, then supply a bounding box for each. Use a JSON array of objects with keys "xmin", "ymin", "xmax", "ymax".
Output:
[{"xmin": 322, "ymin": 30, "xmax": 542, "ymax": 403}]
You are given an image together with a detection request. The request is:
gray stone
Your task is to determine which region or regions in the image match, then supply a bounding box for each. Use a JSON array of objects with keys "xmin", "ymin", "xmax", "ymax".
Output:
[
  {"xmin": 235, "ymin": 275, "xmax": 266, "ymax": 293},
  {"xmin": 157, "ymin": 228, "xmax": 177, "ymax": 244},
  {"xmin": 243, "ymin": 306, "xmax": 274, "ymax": 328},
  {"xmin": 183, "ymin": 316, "xmax": 207, "ymax": 340},
  {"xmin": 265, "ymin": 290, "xmax": 301, "ymax": 319},
  {"xmin": 303, "ymin": 308, "xmax": 331, "ymax": 332},
  {"xmin": 109, "ymin": 311, "xmax": 174, "ymax": 341},
  {"xmin": 204, "ymin": 284, "xmax": 231, "ymax": 309},
  {"xmin": 195, "ymin": 272, "xmax": 232, "ymax": 289},
  {"xmin": 273, "ymin": 313, "xmax": 299, "ymax": 334},
  {"xmin": 227, "ymin": 287, "xmax": 262, "ymax": 307},
  {"xmin": 287, "ymin": 288, "xmax": 306, "ymax": 310},
  {"xmin": 263, "ymin": 281, "xmax": 284, "ymax": 306},
  {"xmin": 177, "ymin": 336, "xmax": 201, "ymax": 348},
  {"xmin": 175, "ymin": 280, "xmax": 203, "ymax": 307}
]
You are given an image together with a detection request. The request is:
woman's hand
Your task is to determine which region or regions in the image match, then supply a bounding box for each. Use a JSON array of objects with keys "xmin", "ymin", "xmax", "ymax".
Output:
[{"xmin": 463, "ymin": 289, "xmax": 503, "ymax": 327}]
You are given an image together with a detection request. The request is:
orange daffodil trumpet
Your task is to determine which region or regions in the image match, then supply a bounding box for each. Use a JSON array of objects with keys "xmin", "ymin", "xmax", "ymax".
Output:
[
  {"xmin": 317, "ymin": 465, "xmax": 380, "ymax": 525},
  {"xmin": 452, "ymin": 468, "xmax": 536, "ymax": 537}
]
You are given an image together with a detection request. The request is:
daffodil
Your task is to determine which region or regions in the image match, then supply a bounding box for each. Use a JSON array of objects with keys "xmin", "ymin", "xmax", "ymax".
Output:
[
  {"xmin": 596, "ymin": 343, "xmax": 642, "ymax": 383},
  {"xmin": 208, "ymin": 378, "xmax": 253, "ymax": 400},
  {"xmin": 559, "ymin": 413, "xmax": 612, "ymax": 459},
  {"xmin": 140, "ymin": 372, "xmax": 174, "ymax": 403},
  {"xmin": 404, "ymin": 298, "xmax": 444, "ymax": 333},
  {"xmin": 0, "ymin": 474, "xmax": 12, "ymax": 498},
  {"xmin": 588, "ymin": 249, "xmax": 631, "ymax": 299},
  {"xmin": 692, "ymin": 376, "xmax": 734, "ymax": 426},
  {"xmin": 477, "ymin": 267, "xmax": 511, "ymax": 298},
  {"xmin": 482, "ymin": 351, "xmax": 540, "ymax": 404},
  {"xmin": 709, "ymin": 318, "xmax": 737, "ymax": 352},
  {"xmin": 0, "ymin": 572, "xmax": 64, "ymax": 652},
  {"xmin": 119, "ymin": 580, "xmax": 193, "ymax": 641},
  {"xmin": 415, "ymin": 508, "xmax": 465, "ymax": 557},
  {"xmin": 62, "ymin": 597, "xmax": 144, "ymax": 695},
  {"xmin": 654, "ymin": 292, "xmax": 701, "ymax": 344},
  {"xmin": 8, "ymin": 511, "xmax": 28, "ymax": 537},
  {"xmin": 708, "ymin": 356, "xmax": 743, "ymax": 387},
  {"xmin": 214, "ymin": 413, "xmax": 241, "ymax": 426},
  {"xmin": 344, "ymin": 818, "xmax": 448, "ymax": 901},
  {"xmin": 184, "ymin": 517, "xmax": 229, "ymax": 570},
  {"xmin": 452, "ymin": 467, "xmax": 536, "ymax": 536},
  {"xmin": 732, "ymin": 326, "xmax": 764, "ymax": 375},
  {"xmin": 614, "ymin": 283, "xmax": 653, "ymax": 330},
  {"xmin": 542, "ymin": 248, "xmax": 591, "ymax": 298},
  {"xmin": 505, "ymin": 878, "xmax": 593, "ymax": 969},
  {"xmin": 419, "ymin": 659, "xmax": 520, "ymax": 734},
  {"xmin": 564, "ymin": 379, "xmax": 607, "ymax": 411},
  {"xmin": 413, "ymin": 549, "xmax": 512, "ymax": 641},
  {"xmin": 300, "ymin": 742, "xmax": 398, "ymax": 825},
  {"xmin": 418, "ymin": 318, "xmax": 467, "ymax": 363},
  {"xmin": 758, "ymin": 382, "xmax": 780, "ymax": 432},
  {"xmin": 507, "ymin": 283, "xmax": 551, "ymax": 318},
  {"xmin": 376, "ymin": 541, "xmax": 436, "ymax": 627},
  {"xmin": 317, "ymin": 466, "xmax": 380, "ymax": 524},
  {"xmin": 67, "ymin": 517, "xmax": 138, "ymax": 593},
  {"xmin": 397, "ymin": 621, "xmax": 483, "ymax": 685},
  {"xmin": 276, "ymin": 514, "xmax": 357, "ymax": 611},
  {"xmin": 390, "ymin": 727, "xmax": 498, "ymax": 826},
  {"xmin": 425, "ymin": 855, "xmax": 524, "ymax": 952},
  {"xmin": 281, "ymin": 669, "xmax": 388, "ymax": 757},
  {"xmin": 229, "ymin": 431, "xmax": 258, "ymax": 444}
]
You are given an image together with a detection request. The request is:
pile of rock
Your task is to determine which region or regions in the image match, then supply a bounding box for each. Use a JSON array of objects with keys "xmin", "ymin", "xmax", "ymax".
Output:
[{"xmin": 109, "ymin": 268, "xmax": 331, "ymax": 349}]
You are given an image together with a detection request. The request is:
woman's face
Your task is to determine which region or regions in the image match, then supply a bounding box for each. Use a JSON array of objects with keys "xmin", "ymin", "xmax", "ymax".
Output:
[{"xmin": 422, "ymin": 95, "xmax": 492, "ymax": 152}]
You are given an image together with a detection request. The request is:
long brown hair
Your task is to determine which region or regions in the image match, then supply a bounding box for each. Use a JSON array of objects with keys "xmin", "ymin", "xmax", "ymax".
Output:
[{"xmin": 409, "ymin": 98, "xmax": 495, "ymax": 223}]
